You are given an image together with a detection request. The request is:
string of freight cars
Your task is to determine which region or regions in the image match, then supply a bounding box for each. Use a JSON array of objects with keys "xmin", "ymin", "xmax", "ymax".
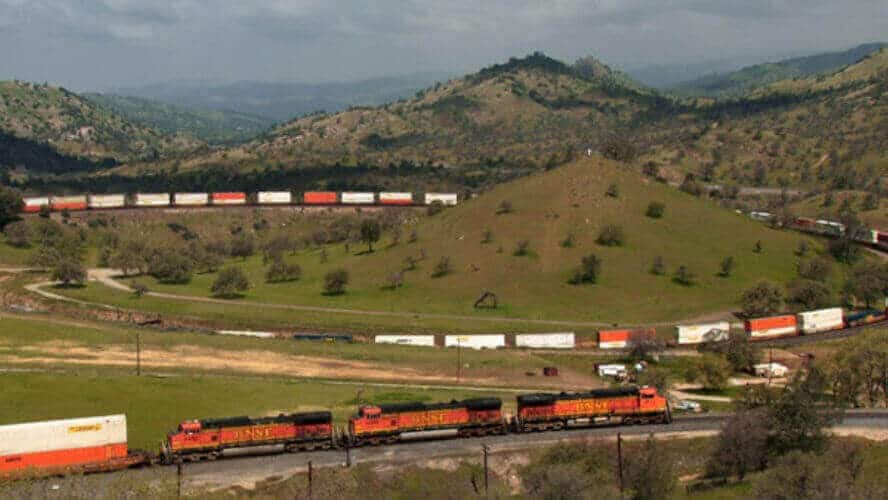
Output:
[
  {"xmin": 20, "ymin": 191, "xmax": 459, "ymax": 212},
  {"xmin": 0, "ymin": 387, "xmax": 671, "ymax": 480},
  {"xmin": 747, "ymin": 210, "xmax": 888, "ymax": 250}
]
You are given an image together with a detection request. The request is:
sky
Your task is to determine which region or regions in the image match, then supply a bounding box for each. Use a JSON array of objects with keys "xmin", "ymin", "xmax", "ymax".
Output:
[{"xmin": 0, "ymin": 0, "xmax": 886, "ymax": 91}]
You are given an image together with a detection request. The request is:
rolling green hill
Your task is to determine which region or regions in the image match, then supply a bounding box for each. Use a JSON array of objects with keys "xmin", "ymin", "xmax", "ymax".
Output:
[
  {"xmin": 670, "ymin": 43, "xmax": 886, "ymax": 97},
  {"xmin": 53, "ymin": 158, "xmax": 835, "ymax": 332},
  {"xmin": 0, "ymin": 81, "xmax": 204, "ymax": 170},
  {"xmin": 84, "ymin": 94, "xmax": 274, "ymax": 145}
]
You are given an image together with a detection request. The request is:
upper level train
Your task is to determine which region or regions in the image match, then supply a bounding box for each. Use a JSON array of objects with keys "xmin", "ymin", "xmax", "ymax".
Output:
[{"xmin": 21, "ymin": 191, "xmax": 459, "ymax": 213}]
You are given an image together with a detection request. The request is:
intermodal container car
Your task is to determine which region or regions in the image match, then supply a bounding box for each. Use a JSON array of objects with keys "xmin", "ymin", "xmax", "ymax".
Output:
[
  {"xmin": 745, "ymin": 315, "xmax": 798, "ymax": 339},
  {"xmin": 257, "ymin": 191, "xmax": 292, "ymax": 205},
  {"xmin": 444, "ymin": 335, "xmax": 505, "ymax": 350},
  {"xmin": 797, "ymin": 308, "xmax": 844, "ymax": 334},
  {"xmin": 87, "ymin": 194, "xmax": 126, "ymax": 209},
  {"xmin": 0, "ymin": 415, "xmax": 145, "ymax": 478},
  {"xmin": 514, "ymin": 386, "xmax": 670, "ymax": 432},
  {"xmin": 375, "ymin": 335, "xmax": 436, "ymax": 347},
  {"xmin": 162, "ymin": 412, "xmax": 333, "ymax": 462},
  {"xmin": 23, "ymin": 197, "xmax": 50, "ymax": 213},
  {"xmin": 211, "ymin": 192, "xmax": 247, "ymax": 205},
  {"xmin": 515, "ymin": 333, "xmax": 575, "ymax": 349},
  {"xmin": 424, "ymin": 193, "xmax": 458, "ymax": 206},
  {"xmin": 845, "ymin": 309, "xmax": 887, "ymax": 328},
  {"xmin": 50, "ymin": 195, "xmax": 88, "ymax": 211},
  {"xmin": 598, "ymin": 328, "xmax": 656, "ymax": 349},
  {"xmin": 675, "ymin": 322, "xmax": 730, "ymax": 345},
  {"xmin": 133, "ymin": 193, "xmax": 171, "ymax": 207},
  {"xmin": 348, "ymin": 398, "xmax": 505, "ymax": 446},
  {"xmin": 340, "ymin": 192, "xmax": 375, "ymax": 205},
  {"xmin": 173, "ymin": 193, "xmax": 209, "ymax": 206},
  {"xmin": 378, "ymin": 192, "xmax": 413, "ymax": 205},
  {"xmin": 302, "ymin": 192, "xmax": 338, "ymax": 205}
]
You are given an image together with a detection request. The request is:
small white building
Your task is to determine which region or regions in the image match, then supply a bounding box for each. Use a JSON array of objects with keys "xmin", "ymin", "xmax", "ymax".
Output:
[{"xmin": 753, "ymin": 363, "xmax": 788, "ymax": 378}]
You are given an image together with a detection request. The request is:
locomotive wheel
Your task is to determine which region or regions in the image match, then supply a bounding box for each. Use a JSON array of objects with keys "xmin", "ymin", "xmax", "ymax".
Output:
[
  {"xmin": 385, "ymin": 436, "xmax": 398, "ymax": 445},
  {"xmin": 552, "ymin": 422, "xmax": 565, "ymax": 431}
]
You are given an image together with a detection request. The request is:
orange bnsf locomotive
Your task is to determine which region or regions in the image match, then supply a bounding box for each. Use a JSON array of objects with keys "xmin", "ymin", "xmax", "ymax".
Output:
[
  {"xmin": 515, "ymin": 387, "xmax": 671, "ymax": 432},
  {"xmin": 347, "ymin": 398, "xmax": 506, "ymax": 447},
  {"xmin": 160, "ymin": 411, "xmax": 334, "ymax": 463}
]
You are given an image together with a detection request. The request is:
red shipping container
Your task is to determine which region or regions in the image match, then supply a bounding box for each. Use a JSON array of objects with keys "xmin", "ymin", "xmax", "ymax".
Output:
[
  {"xmin": 303, "ymin": 192, "xmax": 338, "ymax": 204},
  {"xmin": 211, "ymin": 192, "xmax": 247, "ymax": 205},
  {"xmin": 598, "ymin": 328, "xmax": 655, "ymax": 349}
]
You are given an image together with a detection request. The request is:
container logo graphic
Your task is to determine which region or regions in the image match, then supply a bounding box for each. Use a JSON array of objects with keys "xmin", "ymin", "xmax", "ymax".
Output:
[{"xmin": 68, "ymin": 424, "xmax": 102, "ymax": 433}]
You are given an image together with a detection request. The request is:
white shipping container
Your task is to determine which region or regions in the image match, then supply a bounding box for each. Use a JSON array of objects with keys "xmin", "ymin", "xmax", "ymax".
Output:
[
  {"xmin": 51, "ymin": 195, "xmax": 87, "ymax": 204},
  {"xmin": 133, "ymin": 193, "xmax": 170, "ymax": 207},
  {"xmin": 515, "ymin": 333, "xmax": 575, "ymax": 349},
  {"xmin": 424, "ymin": 193, "xmax": 458, "ymax": 206},
  {"xmin": 445, "ymin": 335, "xmax": 505, "ymax": 350},
  {"xmin": 675, "ymin": 322, "xmax": 730, "ymax": 345},
  {"xmin": 257, "ymin": 191, "xmax": 292, "ymax": 204},
  {"xmin": 174, "ymin": 193, "xmax": 209, "ymax": 206},
  {"xmin": 88, "ymin": 194, "xmax": 126, "ymax": 208},
  {"xmin": 597, "ymin": 364, "xmax": 627, "ymax": 377},
  {"xmin": 340, "ymin": 192, "xmax": 375, "ymax": 204},
  {"xmin": 378, "ymin": 192, "xmax": 413, "ymax": 203},
  {"xmin": 797, "ymin": 308, "xmax": 844, "ymax": 334},
  {"xmin": 215, "ymin": 330, "xmax": 276, "ymax": 339},
  {"xmin": 0, "ymin": 415, "xmax": 127, "ymax": 456},
  {"xmin": 375, "ymin": 335, "xmax": 436, "ymax": 347},
  {"xmin": 24, "ymin": 197, "xmax": 50, "ymax": 207}
]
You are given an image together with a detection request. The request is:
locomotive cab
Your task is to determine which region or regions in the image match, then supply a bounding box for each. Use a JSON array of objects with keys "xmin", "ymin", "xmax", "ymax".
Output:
[{"xmin": 179, "ymin": 421, "xmax": 201, "ymax": 434}]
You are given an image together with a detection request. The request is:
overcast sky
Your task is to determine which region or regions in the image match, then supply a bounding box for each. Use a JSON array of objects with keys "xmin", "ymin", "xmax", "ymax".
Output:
[{"xmin": 0, "ymin": 0, "xmax": 886, "ymax": 91}]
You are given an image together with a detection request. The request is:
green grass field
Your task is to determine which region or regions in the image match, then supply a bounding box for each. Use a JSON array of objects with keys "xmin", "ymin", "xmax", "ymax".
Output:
[
  {"xmin": 22, "ymin": 159, "xmax": 847, "ymax": 335},
  {"xmin": 1, "ymin": 370, "xmax": 517, "ymax": 451}
]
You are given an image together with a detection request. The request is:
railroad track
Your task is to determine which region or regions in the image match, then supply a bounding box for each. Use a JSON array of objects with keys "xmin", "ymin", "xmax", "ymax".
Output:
[{"xmin": 755, "ymin": 321, "xmax": 886, "ymax": 347}]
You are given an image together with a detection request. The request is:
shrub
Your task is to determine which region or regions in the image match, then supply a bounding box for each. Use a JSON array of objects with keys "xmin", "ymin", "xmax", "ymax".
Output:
[
  {"xmin": 650, "ymin": 256, "xmax": 666, "ymax": 275},
  {"xmin": 719, "ymin": 256, "xmax": 735, "ymax": 277},
  {"xmin": 787, "ymin": 279, "xmax": 832, "ymax": 309},
  {"xmin": 605, "ymin": 183, "xmax": 619, "ymax": 198},
  {"xmin": 559, "ymin": 232, "xmax": 575, "ymax": 248},
  {"xmin": 323, "ymin": 269, "xmax": 349, "ymax": 295},
  {"xmin": 753, "ymin": 240, "xmax": 763, "ymax": 253},
  {"xmin": 4, "ymin": 221, "xmax": 30, "ymax": 247},
  {"xmin": 52, "ymin": 259, "xmax": 86, "ymax": 287},
  {"xmin": 797, "ymin": 257, "xmax": 832, "ymax": 281},
  {"xmin": 698, "ymin": 354, "xmax": 731, "ymax": 390},
  {"xmin": 426, "ymin": 200, "xmax": 445, "ymax": 216},
  {"xmin": 230, "ymin": 233, "xmax": 256, "ymax": 260},
  {"xmin": 645, "ymin": 202, "xmax": 665, "ymax": 218},
  {"xmin": 568, "ymin": 254, "xmax": 601, "ymax": 285},
  {"xmin": 513, "ymin": 239, "xmax": 531, "ymax": 256},
  {"xmin": 496, "ymin": 200, "xmax": 513, "ymax": 214},
  {"xmin": 265, "ymin": 258, "xmax": 302, "ymax": 283},
  {"xmin": 148, "ymin": 251, "xmax": 194, "ymax": 284},
  {"xmin": 481, "ymin": 229, "xmax": 493, "ymax": 244},
  {"xmin": 431, "ymin": 256, "xmax": 453, "ymax": 278},
  {"xmin": 596, "ymin": 224, "xmax": 624, "ymax": 247},
  {"xmin": 211, "ymin": 266, "xmax": 251, "ymax": 298},
  {"xmin": 132, "ymin": 282, "xmax": 149, "ymax": 298},
  {"xmin": 674, "ymin": 265, "xmax": 695, "ymax": 286},
  {"xmin": 382, "ymin": 271, "xmax": 404, "ymax": 290},
  {"xmin": 741, "ymin": 282, "xmax": 784, "ymax": 316},
  {"xmin": 359, "ymin": 219, "xmax": 381, "ymax": 252}
]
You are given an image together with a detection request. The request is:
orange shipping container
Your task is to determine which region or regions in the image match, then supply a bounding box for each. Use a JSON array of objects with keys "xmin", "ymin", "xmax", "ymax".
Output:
[{"xmin": 745, "ymin": 315, "xmax": 797, "ymax": 339}]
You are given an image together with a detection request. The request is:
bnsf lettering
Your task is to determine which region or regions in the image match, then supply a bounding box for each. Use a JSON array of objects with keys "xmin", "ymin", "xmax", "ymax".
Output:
[{"xmin": 232, "ymin": 426, "xmax": 274, "ymax": 440}]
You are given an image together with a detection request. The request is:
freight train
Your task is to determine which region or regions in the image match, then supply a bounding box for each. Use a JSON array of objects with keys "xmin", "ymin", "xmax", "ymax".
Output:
[
  {"xmin": 0, "ymin": 387, "xmax": 669, "ymax": 478},
  {"xmin": 20, "ymin": 191, "xmax": 459, "ymax": 213},
  {"xmin": 746, "ymin": 211, "xmax": 888, "ymax": 251}
]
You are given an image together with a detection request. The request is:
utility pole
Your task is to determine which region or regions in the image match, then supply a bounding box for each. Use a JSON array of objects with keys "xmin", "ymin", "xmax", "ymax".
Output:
[
  {"xmin": 482, "ymin": 444, "xmax": 489, "ymax": 495},
  {"xmin": 457, "ymin": 338, "xmax": 462, "ymax": 384},
  {"xmin": 177, "ymin": 462, "xmax": 183, "ymax": 499},
  {"xmin": 768, "ymin": 347, "xmax": 773, "ymax": 386},
  {"xmin": 616, "ymin": 432, "xmax": 624, "ymax": 494},
  {"xmin": 136, "ymin": 331, "xmax": 141, "ymax": 376},
  {"xmin": 308, "ymin": 460, "xmax": 313, "ymax": 499}
]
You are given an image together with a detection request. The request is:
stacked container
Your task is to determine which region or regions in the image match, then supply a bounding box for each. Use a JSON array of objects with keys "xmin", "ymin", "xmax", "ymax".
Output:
[
  {"xmin": 133, "ymin": 193, "xmax": 170, "ymax": 207},
  {"xmin": 424, "ymin": 193, "xmax": 458, "ymax": 206},
  {"xmin": 211, "ymin": 192, "xmax": 247, "ymax": 205},
  {"xmin": 49, "ymin": 195, "xmax": 88, "ymax": 211},
  {"xmin": 22, "ymin": 197, "xmax": 50, "ymax": 213},
  {"xmin": 340, "ymin": 192, "xmax": 375, "ymax": 205},
  {"xmin": 598, "ymin": 329, "xmax": 656, "ymax": 349},
  {"xmin": 675, "ymin": 322, "xmax": 730, "ymax": 345},
  {"xmin": 745, "ymin": 315, "xmax": 797, "ymax": 339},
  {"xmin": 257, "ymin": 192, "xmax": 292, "ymax": 205},
  {"xmin": 173, "ymin": 193, "xmax": 209, "ymax": 206},
  {"xmin": 378, "ymin": 192, "xmax": 413, "ymax": 205},
  {"xmin": 797, "ymin": 308, "xmax": 843, "ymax": 334},
  {"xmin": 303, "ymin": 192, "xmax": 338, "ymax": 205},
  {"xmin": 87, "ymin": 194, "xmax": 126, "ymax": 209}
]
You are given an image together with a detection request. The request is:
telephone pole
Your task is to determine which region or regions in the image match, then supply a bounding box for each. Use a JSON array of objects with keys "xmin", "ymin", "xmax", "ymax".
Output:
[
  {"xmin": 308, "ymin": 460, "xmax": 313, "ymax": 499},
  {"xmin": 482, "ymin": 444, "xmax": 489, "ymax": 494},
  {"xmin": 616, "ymin": 432, "xmax": 624, "ymax": 494},
  {"xmin": 136, "ymin": 331, "xmax": 141, "ymax": 376}
]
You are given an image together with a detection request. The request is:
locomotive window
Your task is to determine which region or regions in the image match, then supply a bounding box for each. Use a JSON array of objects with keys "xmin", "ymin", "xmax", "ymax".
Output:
[{"xmin": 641, "ymin": 394, "xmax": 653, "ymax": 399}]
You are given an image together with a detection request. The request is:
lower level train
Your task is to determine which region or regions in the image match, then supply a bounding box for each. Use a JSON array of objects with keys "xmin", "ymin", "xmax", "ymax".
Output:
[
  {"xmin": 21, "ymin": 191, "xmax": 459, "ymax": 213},
  {"xmin": 0, "ymin": 386, "xmax": 669, "ymax": 478}
]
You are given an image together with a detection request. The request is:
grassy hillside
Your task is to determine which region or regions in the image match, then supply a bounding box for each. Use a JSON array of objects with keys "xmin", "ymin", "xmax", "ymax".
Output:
[
  {"xmin": 0, "ymin": 81, "xmax": 204, "ymax": 170},
  {"xmin": 84, "ymin": 94, "xmax": 274, "ymax": 144},
  {"xmin": 47, "ymin": 158, "xmax": 835, "ymax": 328},
  {"xmin": 671, "ymin": 43, "xmax": 886, "ymax": 97},
  {"xmin": 638, "ymin": 49, "xmax": 888, "ymax": 189},
  {"xmin": 108, "ymin": 53, "xmax": 663, "ymax": 177}
]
